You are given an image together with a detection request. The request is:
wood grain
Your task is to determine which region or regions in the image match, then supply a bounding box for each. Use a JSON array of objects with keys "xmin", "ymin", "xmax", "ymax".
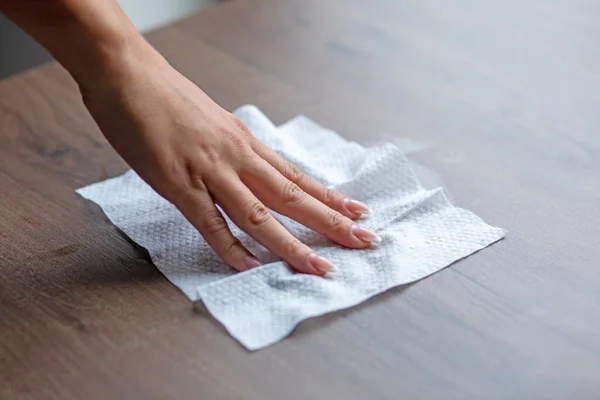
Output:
[{"xmin": 1, "ymin": 0, "xmax": 600, "ymax": 398}]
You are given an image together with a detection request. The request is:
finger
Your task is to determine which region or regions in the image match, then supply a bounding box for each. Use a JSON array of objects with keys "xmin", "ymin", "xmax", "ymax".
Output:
[
  {"xmin": 176, "ymin": 186, "xmax": 261, "ymax": 272},
  {"xmin": 250, "ymin": 140, "xmax": 370, "ymax": 219},
  {"xmin": 241, "ymin": 158, "xmax": 380, "ymax": 249},
  {"xmin": 208, "ymin": 172, "xmax": 335, "ymax": 276}
]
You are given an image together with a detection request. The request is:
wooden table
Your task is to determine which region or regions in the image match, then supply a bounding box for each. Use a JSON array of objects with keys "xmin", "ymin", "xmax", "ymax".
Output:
[{"xmin": 2, "ymin": 0, "xmax": 600, "ymax": 398}]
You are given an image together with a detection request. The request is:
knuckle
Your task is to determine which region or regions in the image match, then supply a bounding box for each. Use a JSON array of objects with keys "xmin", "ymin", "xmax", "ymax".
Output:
[
  {"xmin": 322, "ymin": 187, "xmax": 338, "ymax": 205},
  {"xmin": 219, "ymin": 127, "xmax": 254, "ymax": 163},
  {"xmin": 195, "ymin": 140, "xmax": 222, "ymax": 165},
  {"xmin": 221, "ymin": 237, "xmax": 243, "ymax": 258},
  {"xmin": 246, "ymin": 202, "xmax": 271, "ymax": 227},
  {"xmin": 231, "ymin": 116, "xmax": 252, "ymax": 136},
  {"xmin": 285, "ymin": 238, "xmax": 304, "ymax": 257},
  {"xmin": 220, "ymin": 126, "xmax": 247, "ymax": 149},
  {"xmin": 283, "ymin": 161, "xmax": 304, "ymax": 185},
  {"xmin": 204, "ymin": 146, "xmax": 222, "ymax": 165},
  {"xmin": 184, "ymin": 160, "xmax": 207, "ymax": 191},
  {"xmin": 327, "ymin": 210, "xmax": 346, "ymax": 233},
  {"xmin": 282, "ymin": 180, "xmax": 305, "ymax": 205},
  {"xmin": 201, "ymin": 210, "xmax": 228, "ymax": 235}
]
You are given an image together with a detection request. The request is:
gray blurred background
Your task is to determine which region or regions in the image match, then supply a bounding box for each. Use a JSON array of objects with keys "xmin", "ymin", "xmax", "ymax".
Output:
[{"xmin": 0, "ymin": 0, "xmax": 216, "ymax": 78}]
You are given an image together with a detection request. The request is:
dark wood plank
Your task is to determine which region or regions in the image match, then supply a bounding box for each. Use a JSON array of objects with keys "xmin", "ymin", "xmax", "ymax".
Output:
[{"xmin": 2, "ymin": 0, "xmax": 600, "ymax": 398}]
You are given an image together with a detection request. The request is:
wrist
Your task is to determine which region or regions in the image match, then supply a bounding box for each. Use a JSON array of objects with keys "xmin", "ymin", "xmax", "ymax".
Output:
[
  {"xmin": 75, "ymin": 37, "xmax": 172, "ymax": 105},
  {"xmin": 2, "ymin": 0, "xmax": 154, "ymax": 87},
  {"xmin": 68, "ymin": 30, "xmax": 152, "ymax": 86}
]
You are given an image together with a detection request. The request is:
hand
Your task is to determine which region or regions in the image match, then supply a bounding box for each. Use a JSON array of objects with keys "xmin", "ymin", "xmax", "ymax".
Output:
[{"xmin": 80, "ymin": 42, "xmax": 380, "ymax": 276}]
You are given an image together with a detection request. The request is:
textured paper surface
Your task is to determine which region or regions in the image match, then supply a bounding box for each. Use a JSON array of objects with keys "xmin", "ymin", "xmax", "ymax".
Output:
[{"xmin": 77, "ymin": 105, "xmax": 505, "ymax": 350}]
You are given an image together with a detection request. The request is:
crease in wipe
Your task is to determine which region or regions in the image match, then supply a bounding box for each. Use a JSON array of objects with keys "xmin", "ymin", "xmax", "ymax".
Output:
[{"xmin": 77, "ymin": 105, "xmax": 505, "ymax": 350}]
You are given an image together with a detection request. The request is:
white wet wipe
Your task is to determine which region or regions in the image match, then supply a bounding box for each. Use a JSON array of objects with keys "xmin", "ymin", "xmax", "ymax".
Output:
[{"xmin": 77, "ymin": 105, "xmax": 504, "ymax": 350}]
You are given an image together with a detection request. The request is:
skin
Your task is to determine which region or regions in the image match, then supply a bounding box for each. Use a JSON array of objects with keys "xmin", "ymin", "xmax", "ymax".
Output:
[{"xmin": 0, "ymin": 0, "xmax": 381, "ymax": 276}]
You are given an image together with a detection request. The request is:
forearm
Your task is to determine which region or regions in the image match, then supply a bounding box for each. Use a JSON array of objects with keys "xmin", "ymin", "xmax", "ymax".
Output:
[{"xmin": 0, "ymin": 0, "xmax": 149, "ymax": 85}]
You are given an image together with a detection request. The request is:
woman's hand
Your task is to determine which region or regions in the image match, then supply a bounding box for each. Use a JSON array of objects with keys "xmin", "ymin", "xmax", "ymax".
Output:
[
  {"xmin": 79, "ymin": 42, "xmax": 380, "ymax": 276},
  {"xmin": 1, "ymin": 0, "xmax": 381, "ymax": 276}
]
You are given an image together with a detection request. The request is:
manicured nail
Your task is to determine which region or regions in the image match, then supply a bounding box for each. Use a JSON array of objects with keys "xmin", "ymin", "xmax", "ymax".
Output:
[
  {"xmin": 308, "ymin": 253, "xmax": 337, "ymax": 273},
  {"xmin": 352, "ymin": 224, "xmax": 382, "ymax": 244},
  {"xmin": 343, "ymin": 198, "xmax": 370, "ymax": 215},
  {"xmin": 244, "ymin": 256, "xmax": 262, "ymax": 270}
]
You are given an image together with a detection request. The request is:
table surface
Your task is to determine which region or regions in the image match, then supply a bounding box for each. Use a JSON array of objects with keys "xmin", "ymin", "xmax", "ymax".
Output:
[{"xmin": 2, "ymin": 0, "xmax": 600, "ymax": 398}]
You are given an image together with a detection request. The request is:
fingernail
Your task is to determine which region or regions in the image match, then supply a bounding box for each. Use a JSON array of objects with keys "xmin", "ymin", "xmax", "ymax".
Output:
[
  {"xmin": 244, "ymin": 256, "xmax": 262, "ymax": 270},
  {"xmin": 352, "ymin": 224, "xmax": 382, "ymax": 244},
  {"xmin": 343, "ymin": 198, "xmax": 370, "ymax": 215},
  {"xmin": 308, "ymin": 253, "xmax": 337, "ymax": 273}
]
